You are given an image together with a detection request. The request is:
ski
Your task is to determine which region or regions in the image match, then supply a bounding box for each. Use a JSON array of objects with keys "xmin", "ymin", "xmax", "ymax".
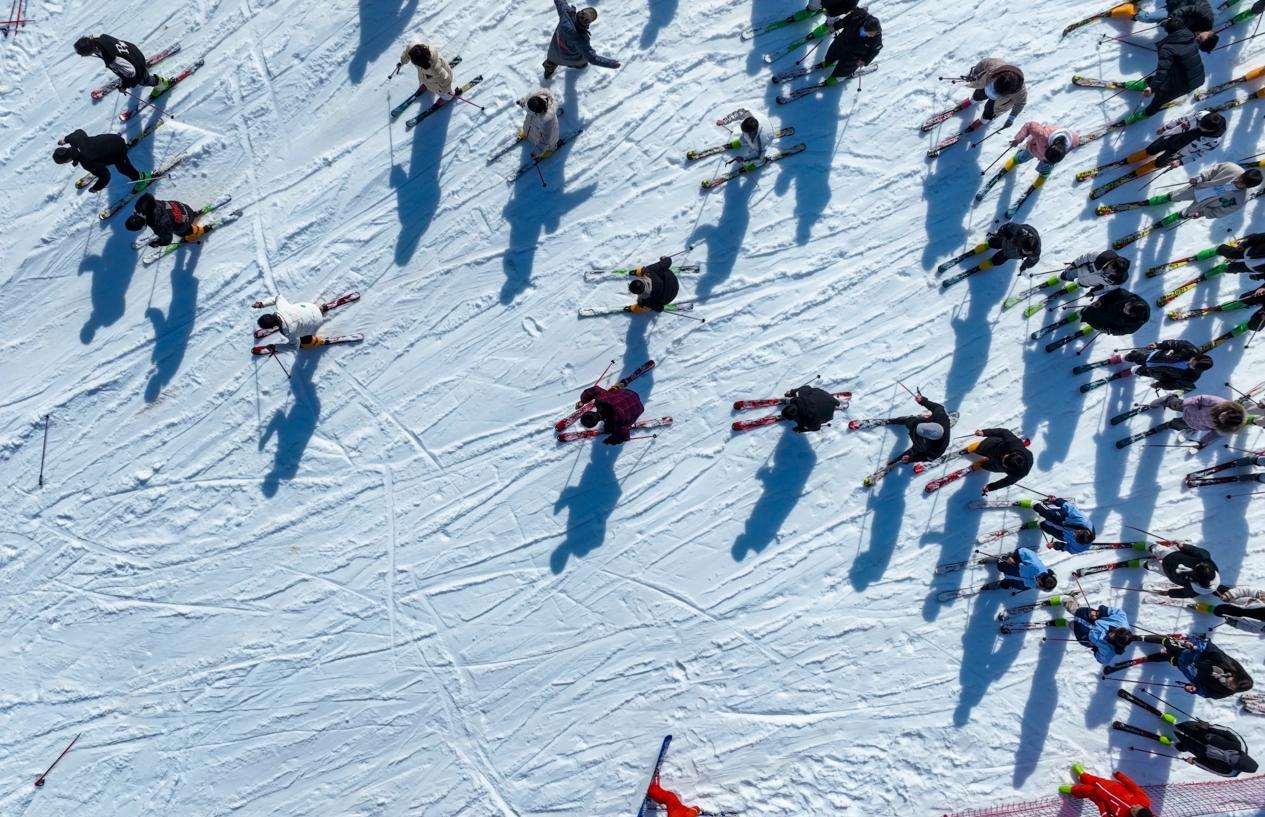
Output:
[
  {"xmin": 1167, "ymin": 299, "xmax": 1247, "ymax": 321},
  {"xmin": 1111, "ymin": 721, "xmax": 1166, "ymax": 742},
  {"xmin": 142, "ymin": 207, "xmax": 241, "ymax": 265},
  {"xmin": 1091, "ymin": 169, "xmax": 1145, "ymax": 200},
  {"xmin": 1022, "ymin": 283, "xmax": 1079, "ymax": 317},
  {"xmin": 1114, "ymin": 214, "xmax": 1187, "ymax": 251},
  {"xmin": 920, "ymin": 98, "xmax": 971, "ymax": 132},
  {"xmin": 1186, "ymin": 452, "xmax": 1265, "ymax": 483},
  {"xmin": 1000, "ymin": 619, "xmax": 1066, "ymax": 634},
  {"xmin": 1003, "ymin": 178, "xmax": 1045, "ymax": 220},
  {"xmin": 90, "ymin": 42, "xmax": 181, "ymax": 100},
  {"xmin": 487, "ymin": 134, "xmax": 525, "ymax": 164},
  {"xmin": 924, "ymin": 464, "xmax": 974, "ymax": 493},
  {"xmin": 849, "ymin": 409, "xmax": 957, "ymax": 431},
  {"xmin": 977, "ymin": 520, "xmax": 1038, "ymax": 543},
  {"xmin": 772, "ymin": 60, "xmax": 831, "ymax": 84},
  {"xmin": 936, "ymin": 242, "xmax": 987, "ymax": 274},
  {"xmin": 975, "ymin": 162, "xmax": 1014, "ymax": 204},
  {"xmin": 118, "ymin": 58, "xmax": 204, "ymax": 121},
  {"xmin": 1187, "ymin": 472, "xmax": 1265, "ymax": 487},
  {"xmin": 1080, "ymin": 369, "xmax": 1133, "ymax": 393},
  {"xmin": 97, "ymin": 154, "xmax": 187, "ymax": 220},
  {"xmin": 74, "ymin": 120, "xmax": 165, "ymax": 189},
  {"xmin": 252, "ymin": 334, "xmax": 364, "ymax": 355},
  {"xmin": 1102, "ymin": 656, "xmax": 1149, "ymax": 676},
  {"xmin": 1157, "ymin": 263, "xmax": 1229, "ymax": 306},
  {"xmin": 254, "ymin": 292, "xmax": 360, "ymax": 338},
  {"xmin": 404, "ymin": 74, "xmax": 483, "ymax": 130},
  {"xmin": 1239, "ymin": 692, "xmax": 1265, "ymax": 716},
  {"xmin": 1073, "ymin": 354, "xmax": 1123, "ymax": 375},
  {"xmin": 741, "ymin": 7, "xmax": 821, "ymax": 40},
  {"xmin": 1072, "ymin": 75, "xmax": 1130, "ymax": 90},
  {"xmin": 578, "ymin": 303, "xmax": 696, "ymax": 318},
  {"xmin": 687, "ymin": 127, "xmax": 794, "ymax": 160},
  {"xmin": 1200, "ymin": 320, "xmax": 1253, "ymax": 352},
  {"xmin": 1077, "ymin": 157, "xmax": 1131, "ymax": 182},
  {"xmin": 715, "ymin": 109, "xmax": 751, "ymax": 127},
  {"xmin": 1115, "ymin": 422, "xmax": 1176, "ymax": 449},
  {"xmin": 937, "ymin": 586, "xmax": 984, "ymax": 602},
  {"xmin": 1003, "ymin": 275, "xmax": 1063, "ymax": 310},
  {"xmin": 1095, "ymin": 197, "xmax": 1161, "ymax": 216},
  {"xmin": 927, "ymin": 132, "xmax": 964, "ymax": 159},
  {"xmin": 1000, "ymin": 593, "xmax": 1077, "ymax": 620},
  {"xmin": 701, "ymin": 144, "xmax": 806, "ymax": 188},
  {"xmin": 860, "ymin": 461, "xmax": 900, "ymax": 488},
  {"xmin": 508, "ymin": 129, "xmax": 583, "ymax": 183},
  {"xmin": 634, "ymin": 736, "xmax": 673, "ymax": 817},
  {"xmin": 1145, "ymin": 244, "xmax": 1225, "ymax": 278},
  {"xmin": 775, "ymin": 65, "xmax": 877, "ymax": 104},
  {"xmin": 585, "ymin": 265, "xmax": 701, "ymax": 280},
  {"xmin": 1081, "ymin": 541, "xmax": 1150, "ymax": 551},
  {"xmin": 1072, "ymin": 558, "xmax": 1145, "ymax": 579},
  {"xmin": 1031, "ymin": 312, "xmax": 1079, "ymax": 340},
  {"xmin": 970, "ymin": 498, "xmax": 1035, "ymax": 510},
  {"xmin": 558, "ymin": 416, "xmax": 674, "ymax": 442},
  {"xmin": 1062, "ymin": 11, "xmax": 1111, "ymax": 36},
  {"xmin": 390, "ymin": 56, "xmax": 462, "ymax": 120},
  {"xmin": 735, "ymin": 391, "xmax": 852, "ymax": 411},
  {"xmin": 554, "ymin": 360, "xmax": 655, "ymax": 432},
  {"xmin": 1213, "ymin": 7, "xmax": 1263, "ymax": 34},
  {"xmin": 762, "ymin": 22, "xmax": 829, "ymax": 64}
]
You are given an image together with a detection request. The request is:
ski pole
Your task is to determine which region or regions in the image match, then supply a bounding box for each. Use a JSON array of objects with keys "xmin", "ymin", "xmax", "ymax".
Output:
[
  {"xmin": 896, "ymin": 381, "xmax": 919, "ymax": 399},
  {"xmin": 1074, "ymin": 332, "xmax": 1102, "ymax": 355},
  {"xmin": 448, "ymin": 91, "xmax": 486, "ymax": 112},
  {"xmin": 593, "ymin": 359, "xmax": 616, "ymax": 389},
  {"xmin": 122, "ymin": 89, "xmax": 172, "ymax": 120},
  {"xmin": 1144, "ymin": 443, "xmax": 1199, "ymax": 449},
  {"xmin": 383, "ymin": 63, "xmax": 402, "ymax": 85},
  {"xmin": 535, "ymin": 161, "xmax": 547, "ymax": 188},
  {"xmin": 37, "ymin": 412, "xmax": 49, "ymax": 488},
  {"xmin": 1113, "ymin": 346, "xmax": 1148, "ymax": 352},
  {"xmin": 1129, "ymin": 746, "xmax": 1194, "ymax": 763},
  {"xmin": 625, "ymin": 434, "xmax": 659, "ymax": 442},
  {"xmin": 969, "ymin": 127, "xmax": 1006, "ymax": 150},
  {"xmin": 1101, "ymin": 34, "xmax": 1156, "ymax": 51},
  {"xmin": 660, "ymin": 307, "xmax": 706, "ymax": 322},
  {"xmin": 1111, "ymin": 585, "xmax": 1159, "ymax": 593},
  {"xmin": 1125, "ymin": 524, "xmax": 1178, "ymax": 541},
  {"xmin": 1013, "ymin": 483, "xmax": 1052, "ymax": 498},
  {"xmin": 980, "ymin": 149, "xmax": 1010, "ymax": 175},
  {"xmin": 796, "ymin": 39, "xmax": 825, "ymax": 65},
  {"xmin": 1139, "ymin": 686, "xmax": 1196, "ymax": 719},
  {"xmin": 937, "ymin": 75, "xmax": 970, "ymax": 83},
  {"xmin": 1226, "ymin": 488, "xmax": 1265, "ymax": 498},
  {"xmin": 1224, "ymin": 380, "xmax": 1256, "ymax": 400},
  {"xmin": 34, "ymin": 733, "xmax": 80, "ymax": 787},
  {"xmin": 269, "ymin": 349, "xmax": 291, "ymax": 380}
]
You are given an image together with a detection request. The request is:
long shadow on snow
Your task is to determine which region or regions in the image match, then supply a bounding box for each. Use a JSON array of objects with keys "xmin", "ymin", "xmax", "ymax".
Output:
[
  {"xmin": 391, "ymin": 101, "xmax": 454, "ymax": 266},
  {"xmin": 689, "ymin": 176, "xmax": 757, "ymax": 301},
  {"xmin": 953, "ymin": 587, "xmax": 1023, "ymax": 726},
  {"xmin": 921, "ymin": 477, "xmax": 986, "ymax": 622},
  {"xmin": 732, "ymin": 426, "xmax": 817, "ymax": 561},
  {"xmin": 639, "ymin": 0, "xmax": 679, "ymax": 48},
  {"xmin": 943, "ymin": 262, "xmax": 1010, "ymax": 400},
  {"xmin": 348, "ymin": 0, "xmax": 419, "ymax": 84},
  {"xmin": 920, "ymin": 112, "xmax": 981, "ymax": 272},
  {"xmin": 260, "ymin": 349, "xmax": 324, "ymax": 498},
  {"xmin": 1012, "ymin": 635, "xmax": 1069, "ymax": 787},
  {"xmin": 79, "ymin": 111, "xmax": 161, "ymax": 344},
  {"xmin": 850, "ymin": 444, "xmax": 914, "ymax": 592},
  {"xmin": 1021, "ymin": 333, "xmax": 1094, "ymax": 470},
  {"xmin": 143, "ymin": 248, "xmax": 201, "ymax": 402}
]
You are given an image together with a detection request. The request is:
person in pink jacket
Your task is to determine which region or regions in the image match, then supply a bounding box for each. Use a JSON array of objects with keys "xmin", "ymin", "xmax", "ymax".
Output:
[
  {"xmin": 1152, "ymin": 393, "xmax": 1252, "ymax": 433},
  {"xmin": 1007, "ymin": 120, "xmax": 1080, "ymax": 178}
]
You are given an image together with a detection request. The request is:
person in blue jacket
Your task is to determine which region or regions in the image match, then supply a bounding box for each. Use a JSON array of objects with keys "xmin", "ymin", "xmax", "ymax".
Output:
[
  {"xmin": 1035, "ymin": 496, "xmax": 1096, "ymax": 553},
  {"xmin": 1138, "ymin": 635, "xmax": 1254, "ymax": 699},
  {"xmin": 982, "ymin": 546, "xmax": 1058, "ymax": 593},
  {"xmin": 542, "ymin": 1, "xmax": 620, "ymax": 80},
  {"xmin": 1066, "ymin": 600, "xmax": 1136, "ymax": 664}
]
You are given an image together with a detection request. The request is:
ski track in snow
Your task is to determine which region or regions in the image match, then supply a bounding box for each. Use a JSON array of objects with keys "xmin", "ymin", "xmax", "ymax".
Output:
[{"xmin": 1, "ymin": 0, "xmax": 1264, "ymax": 814}]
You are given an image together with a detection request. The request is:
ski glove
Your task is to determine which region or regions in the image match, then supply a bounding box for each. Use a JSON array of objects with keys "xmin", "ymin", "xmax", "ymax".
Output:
[{"xmin": 1020, "ymin": 256, "xmax": 1038, "ymax": 271}]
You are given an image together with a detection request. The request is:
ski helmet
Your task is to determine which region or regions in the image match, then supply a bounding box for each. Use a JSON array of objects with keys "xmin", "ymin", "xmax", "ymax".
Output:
[
  {"xmin": 580, "ymin": 410, "xmax": 602, "ymax": 428},
  {"xmin": 1199, "ymin": 112, "xmax": 1227, "ymax": 135},
  {"xmin": 994, "ymin": 67, "xmax": 1024, "ymax": 96},
  {"xmin": 1242, "ymin": 169, "xmax": 1264, "ymax": 188},
  {"xmin": 52, "ymin": 146, "xmax": 75, "ymax": 164},
  {"xmin": 257, "ymin": 313, "xmax": 282, "ymax": 330},
  {"xmin": 577, "ymin": 7, "xmax": 598, "ymax": 25},
  {"xmin": 1044, "ymin": 137, "xmax": 1068, "ymax": 165},
  {"xmin": 124, "ymin": 212, "xmax": 147, "ymax": 231},
  {"xmin": 741, "ymin": 116, "xmax": 759, "ymax": 135},
  {"xmin": 628, "ymin": 278, "xmax": 647, "ymax": 295},
  {"xmin": 73, "ymin": 37, "xmax": 96, "ymax": 56},
  {"xmin": 526, "ymin": 94, "xmax": 548, "ymax": 114},
  {"xmin": 1036, "ymin": 571, "xmax": 1057, "ymax": 592},
  {"xmin": 780, "ymin": 402, "xmax": 801, "ymax": 420},
  {"xmin": 408, "ymin": 44, "xmax": 431, "ymax": 68}
]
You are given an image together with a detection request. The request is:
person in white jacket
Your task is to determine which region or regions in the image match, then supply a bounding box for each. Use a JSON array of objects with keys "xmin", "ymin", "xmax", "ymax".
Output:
[
  {"xmin": 397, "ymin": 42, "xmax": 455, "ymax": 97},
  {"xmin": 731, "ymin": 116, "xmax": 771, "ymax": 163},
  {"xmin": 517, "ymin": 89, "xmax": 560, "ymax": 158},
  {"xmin": 254, "ymin": 295, "xmax": 329, "ymax": 348},
  {"xmin": 1060, "ymin": 249, "xmax": 1130, "ymax": 296},
  {"xmin": 1167, "ymin": 162, "xmax": 1264, "ymax": 219},
  {"xmin": 1202, "ymin": 586, "xmax": 1265, "ymax": 634}
]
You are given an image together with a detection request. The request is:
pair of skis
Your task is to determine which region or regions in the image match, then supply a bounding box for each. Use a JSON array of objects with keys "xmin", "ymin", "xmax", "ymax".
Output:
[
  {"xmin": 1156, "ymin": 262, "xmax": 1230, "ymax": 307},
  {"xmin": 118, "ymin": 59, "xmax": 205, "ymax": 122},
  {"xmin": 762, "ymin": 22, "xmax": 829, "ymax": 64},
  {"xmin": 686, "ymin": 128, "xmax": 794, "ymax": 160},
  {"xmin": 699, "ymin": 145, "xmax": 806, "ymax": 189},
  {"xmin": 553, "ymin": 360, "xmax": 655, "ymax": 433},
  {"xmin": 739, "ymin": 7, "xmax": 821, "ymax": 40},
  {"xmin": 404, "ymin": 74, "xmax": 483, "ymax": 130},
  {"xmin": 89, "ymin": 42, "xmax": 181, "ymax": 99},
  {"xmin": 1002, "ymin": 274, "xmax": 1075, "ymax": 311},
  {"xmin": 577, "ymin": 303, "xmax": 697, "ymax": 318},
  {"xmin": 1168, "ymin": 297, "xmax": 1254, "ymax": 321},
  {"xmin": 583, "ymin": 265, "xmax": 700, "ymax": 282},
  {"xmin": 731, "ymin": 391, "xmax": 851, "ymax": 432},
  {"xmin": 1145, "ymin": 242, "xmax": 1228, "ymax": 278},
  {"xmin": 1031, "ymin": 314, "xmax": 1094, "ymax": 353},
  {"xmin": 776, "ymin": 65, "xmax": 876, "ymax": 104},
  {"xmin": 253, "ymin": 292, "xmax": 360, "ymax": 339},
  {"xmin": 508, "ymin": 129, "xmax": 583, "ymax": 183},
  {"xmin": 141, "ymin": 196, "xmax": 242, "ymax": 265},
  {"xmin": 98, "ymin": 154, "xmax": 187, "ymax": 220},
  {"xmin": 1185, "ymin": 451, "xmax": 1265, "ymax": 486},
  {"xmin": 390, "ymin": 56, "xmax": 462, "ymax": 120},
  {"xmin": 851, "ymin": 410, "xmax": 961, "ymax": 487},
  {"xmin": 916, "ymin": 435, "xmax": 1031, "ymax": 494},
  {"xmin": 558, "ymin": 416, "xmax": 674, "ymax": 442}
]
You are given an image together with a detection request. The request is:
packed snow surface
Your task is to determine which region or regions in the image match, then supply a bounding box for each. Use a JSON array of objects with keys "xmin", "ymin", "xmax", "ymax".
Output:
[{"xmin": 1, "ymin": 0, "xmax": 1264, "ymax": 814}]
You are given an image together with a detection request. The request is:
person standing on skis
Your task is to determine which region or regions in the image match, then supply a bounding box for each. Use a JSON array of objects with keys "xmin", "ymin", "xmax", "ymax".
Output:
[
  {"xmin": 397, "ymin": 41, "xmax": 456, "ymax": 97},
  {"xmin": 780, "ymin": 385, "xmax": 842, "ymax": 432},
  {"xmin": 517, "ymin": 88, "xmax": 560, "ymax": 159},
  {"xmin": 887, "ymin": 393, "xmax": 952, "ymax": 464},
  {"xmin": 627, "ymin": 257, "xmax": 680, "ymax": 314},
  {"xmin": 966, "ymin": 428, "xmax": 1032, "ymax": 494},
  {"xmin": 823, "ymin": 7, "xmax": 882, "ymax": 81},
  {"xmin": 74, "ymin": 34, "xmax": 169, "ymax": 91},
  {"xmin": 542, "ymin": 1, "xmax": 620, "ymax": 80}
]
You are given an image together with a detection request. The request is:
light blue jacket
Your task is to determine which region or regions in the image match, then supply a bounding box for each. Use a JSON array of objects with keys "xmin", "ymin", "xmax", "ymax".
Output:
[{"xmin": 1074, "ymin": 606, "xmax": 1131, "ymax": 665}]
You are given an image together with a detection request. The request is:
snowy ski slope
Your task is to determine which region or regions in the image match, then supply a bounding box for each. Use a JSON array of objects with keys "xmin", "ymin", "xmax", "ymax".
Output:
[{"xmin": 1, "ymin": 0, "xmax": 1264, "ymax": 814}]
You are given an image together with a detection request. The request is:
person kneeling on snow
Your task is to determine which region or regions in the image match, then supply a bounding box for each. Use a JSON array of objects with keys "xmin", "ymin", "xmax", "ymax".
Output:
[
  {"xmin": 125, "ymin": 194, "xmax": 204, "ymax": 247},
  {"xmin": 253, "ymin": 294, "xmax": 332, "ymax": 349},
  {"xmin": 578, "ymin": 383, "xmax": 645, "ymax": 445},
  {"xmin": 981, "ymin": 546, "xmax": 1057, "ymax": 593},
  {"xmin": 628, "ymin": 257, "xmax": 680, "ymax": 314},
  {"xmin": 1035, "ymin": 497, "xmax": 1096, "ymax": 552},
  {"xmin": 780, "ymin": 385, "xmax": 841, "ymax": 432}
]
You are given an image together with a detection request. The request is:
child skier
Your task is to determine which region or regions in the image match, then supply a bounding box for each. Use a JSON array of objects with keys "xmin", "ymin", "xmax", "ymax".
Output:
[
  {"xmin": 124, "ymin": 194, "xmax": 205, "ymax": 246},
  {"xmin": 1066, "ymin": 600, "xmax": 1136, "ymax": 664},
  {"xmin": 74, "ymin": 34, "xmax": 168, "ymax": 91},
  {"xmin": 627, "ymin": 257, "xmax": 680, "ymax": 314},
  {"xmin": 823, "ymin": 7, "xmax": 882, "ymax": 81},
  {"xmin": 1201, "ymin": 585, "xmax": 1265, "ymax": 634},
  {"xmin": 1145, "ymin": 541, "xmax": 1225, "ymax": 597},
  {"xmin": 542, "ymin": 2, "xmax": 620, "ymax": 80},
  {"xmin": 253, "ymin": 293, "xmax": 338, "ymax": 349},
  {"xmin": 517, "ymin": 89, "xmax": 560, "ymax": 159},
  {"xmin": 1149, "ymin": 393, "xmax": 1254, "ymax": 436},
  {"xmin": 53, "ymin": 129, "xmax": 144, "ymax": 193},
  {"xmin": 1123, "ymin": 340, "xmax": 1214, "ymax": 392},
  {"xmin": 1167, "ymin": 163, "xmax": 1264, "ymax": 219},
  {"xmin": 1058, "ymin": 765, "xmax": 1153, "ymax": 817},
  {"xmin": 1061, "ymin": 250, "xmax": 1130, "ymax": 296},
  {"xmin": 966, "ymin": 427, "xmax": 1033, "ymax": 494},
  {"xmin": 1135, "ymin": 110, "xmax": 1226, "ymax": 173},
  {"xmin": 729, "ymin": 117, "xmax": 771, "ymax": 164},
  {"xmin": 396, "ymin": 42, "xmax": 456, "ymax": 97},
  {"xmin": 1006, "ymin": 121, "xmax": 1078, "ymax": 180},
  {"xmin": 578, "ymin": 382, "xmax": 645, "ymax": 445},
  {"xmin": 1080, "ymin": 289, "xmax": 1151, "ymax": 336},
  {"xmin": 1034, "ymin": 497, "xmax": 1096, "ymax": 552},
  {"xmin": 646, "ymin": 781, "xmax": 702, "ymax": 817},
  {"xmin": 887, "ymin": 393, "xmax": 952, "ymax": 464},
  {"xmin": 781, "ymin": 384, "xmax": 843, "ymax": 432},
  {"xmin": 980, "ymin": 546, "xmax": 1058, "ymax": 593},
  {"xmin": 963, "ymin": 58, "xmax": 1027, "ymax": 131}
]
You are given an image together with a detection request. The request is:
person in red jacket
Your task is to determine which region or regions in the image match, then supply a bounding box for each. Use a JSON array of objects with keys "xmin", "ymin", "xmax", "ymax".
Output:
[
  {"xmin": 646, "ymin": 781, "xmax": 701, "ymax": 817},
  {"xmin": 1059, "ymin": 764, "xmax": 1153, "ymax": 817},
  {"xmin": 578, "ymin": 383, "xmax": 644, "ymax": 444}
]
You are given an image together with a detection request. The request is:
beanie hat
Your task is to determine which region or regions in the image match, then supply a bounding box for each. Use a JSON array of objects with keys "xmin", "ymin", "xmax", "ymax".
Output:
[{"xmin": 915, "ymin": 422, "xmax": 944, "ymax": 440}]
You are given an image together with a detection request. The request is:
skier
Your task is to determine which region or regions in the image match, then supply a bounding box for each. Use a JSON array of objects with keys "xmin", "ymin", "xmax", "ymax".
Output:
[
  {"xmin": 1123, "ymin": 340, "xmax": 1214, "ymax": 392},
  {"xmin": 1199, "ymin": 585, "xmax": 1265, "ymax": 634},
  {"xmin": 1058, "ymin": 765, "xmax": 1153, "ymax": 817},
  {"xmin": 1129, "ymin": 110, "xmax": 1227, "ymax": 175},
  {"xmin": 1214, "ymin": 231, "xmax": 1265, "ymax": 277},
  {"xmin": 1135, "ymin": 635, "xmax": 1253, "ymax": 698},
  {"xmin": 646, "ymin": 781, "xmax": 702, "ymax": 817},
  {"xmin": 253, "ymin": 293, "xmax": 337, "ymax": 349},
  {"xmin": 1145, "ymin": 541, "xmax": 1226, "ymax": 598},
  {"xmin": 1105, "ymin": 0, "xmax": 1216, "ymax": 34},
  {"xmin": 124, "ymin": 194, "xmax": 205, "ymax": 246},
  {"xmin": 396, "ymin": 42, "xmax": 456, "ymax": 97},
  {"xmin": 980, "ymin": 546, "xmax": 1058, "ymax": 593},
  {"xmin": 1140, "ymin": 19, "xmax": 1214, "ymax": 117},
  {"xmin": 965, "ymin": 427, "xmax": 1033, "ymax": 494},
  {"xmin": 577, "ymin": 380, "xmax": 645, "ymax": 445},
  {"xmin": 517, "ymin": 88, "xmax": 560, "ymax": 159},
  {"xmin": 73, "ymin": 34, "xmax": 168, "ymax": 91},
  {"xmin": 962, "ymin": 58, "xmax": 1027, "ymax": 132},
  {"xmin": 1061, "ymin": 250, "xmax": 1130, "ymax": 297},
  {"xmin": 1006, "ymin": 120, "xmax": 1079, "ymax": 182},
  {"xmin": 542, "ymin": 2, "xmax": 620, "ymax": 80},
  {"xmin": 627, "ymin": 256, "xmax": 680, "ymax": 314},
  {"xmin": 1119, "ymin": 689, "xmax": 1258, "ymax": 775},
  {"xmin": 780, "ymin": 384, "xmax": 842, "ymax": 432},
  {"xmin": 822, "ymin": 7, "xmax": 882, "ymax": 81},
  {"xmin": 1147, "ymin": 393, "xmax": 1254, "ymax": 437},
  {"xmin": 1167, "ymin": 162, "xmax": 1264, "ymax": 219},
  {"xmin": 52, "ymin": 129, "xmax": 144, "ymax": 193},
  {"xmin": 729, "ymin": 116, "xmax": 771, "ymax": 164},
  {"xmin": 887, "ymin": 393, "xmax": 952, "ymax": 464},
  {"xmin": 1034, "ymin": 496, "xmax": 1096, "ymax": 552},
  {"xmin": 1080, "ymin": 288, "xmax": 1151, "ymax": 336},
  {"xmin": 1066, "ymin": 600, "xmax": 1136, "ymax": 664}
]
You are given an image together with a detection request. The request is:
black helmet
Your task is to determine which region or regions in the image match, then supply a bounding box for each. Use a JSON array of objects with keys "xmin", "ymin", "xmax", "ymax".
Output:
[
  {"xmin": 135, "ymin": 193, "xmax": 156, "ymax": 214},
  {"xmin": 408, "ymin": 44, "xmax": 431, "ymax": 68},
  {"xmin": 628, "ymin": 278, "xmax": 647, "ymax": 295},
  {"xmin": 1045, "ymin": 137, "xmax": 1068, "ymax": 165},
  {"xmin": 257, "ymin": 313, "xmax": 281, "ymax": 330},
  {"xmin": 1242, "ymin": 168, "xmax": 1264, "ymax": 188},
  {"xmin": 124, "ymin": 212, "xmax": 146, "ymax": 231},
  {"xmin": 741, "ymin": 116, "xmax": 758, "ymax": 135},
  {"xmin": 1036, "ymin": 571, "xmax": 1058, "ymax": 592},
  {"xmin": 580, "ymin": 410, "xmax": 601, "ymax": 428},
  {"xmin": 1199, "ymin": 111, "xmax": 1227, "ymax": 135},
  {"xmin": 73, "ymin": 37, "xmax": 96, "ymax": 56},
  {"xmin": 52, "ymin": 146, "xmax": 75, "ymax": 164},
  {"xmin": 781, "ymin": 402, "xmax": 800, "ymax": 420},
  {"xmin": 1237, "ymin": 754, "xmax": 1260, "ymax": 774},
  {"xmin": 526, "ymin": 94, "xmax": 547, "ymax": 114}
]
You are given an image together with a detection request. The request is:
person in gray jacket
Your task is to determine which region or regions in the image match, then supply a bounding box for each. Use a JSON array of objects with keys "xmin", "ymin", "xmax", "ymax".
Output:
[
  {"xmin": 543, "ymin": 1, "xmax": 620, "ymax": 79},
  {"xmin": 1167, "ymin": 162, "xmax": 1263, "ymax": 219}
]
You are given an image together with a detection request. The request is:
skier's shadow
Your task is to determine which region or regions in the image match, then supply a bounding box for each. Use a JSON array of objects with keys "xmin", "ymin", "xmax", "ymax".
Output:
[
  {"xmin": 348, "ymin": 0, "xmax": 418, "ymax": 84},
  {"xmin": 143, "ymin": 248, "xmax": 201, "ymax": 402},
  {"xmin": 953, "ymin": 588, "xmax": 1024, "ymax": 726},
  {"xmin": 1021, "ymin": 338, "xmax": 1091, "ymax": 471},
  {"xmin": 689, "ymin": 174, "xmax": 756, "ymax": 301},
  {"xmin": 920, "ymin": 109, "xmax": 982, "ymax": 272},
  {"xmin": 850, "ymin": 453, "xmax": 913, "ymax": 591},
  {"xmin": 259, "ymin": 349, "xmax": 323, "ymax": 498},
  {"xmin": 391, "ymin": 101, "xmax": 454, "ymax": 266},
  {"xmin": 639, "ymin": 0, "xmax": 679, "ymax": 47},
  {"xmin": 732, "ymin": 426, "xmax": 816, "ymax": 561},
  {"xmin": 921, "ymin": 482, "xmax": 985, "ymax": 622},
  {"xmin": 1012, "ymin": 633, "xmax": 1068, "ymax": 786},
  {"xmin": 766, "ymin": 54, "xmax": 843, "ymax": 245},
  {"xmin": 943, "ymin": 263, "xmax": 1009, "ymax": 400},
  {"xmin": 551, "ymin": 443, "xmax": 623, "ymax": 573}
]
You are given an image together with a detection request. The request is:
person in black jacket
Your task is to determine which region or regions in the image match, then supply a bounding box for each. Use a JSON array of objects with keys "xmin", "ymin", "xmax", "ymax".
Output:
[
  {"xmin": 887, "ymin": 393, "xmax": 951, "ymax": 464},
  {"xmin": 1125, "ymin": 340, "xmax": 1213, "ymax": 391},
  {"xmin": 52, "ymin": 129, "xmax": 142, "ymax": 192},
  {"xmin": 824, "ymin": 8, "xmax": 882, "ymax": 81},
  {"xmin": 628, "ymin": 257, "xmax": 680, "ymax": 314},
  {"xmin": 1141, "ymin": 19, "xmax": 1212, "ymax": 116},
  {"xmin": 1215, "ymin": 232, "xmax": 1265, "ymax": 278},
  {"xmin": 124, "ymin": 194, "xmax": 205, "ymax": 246},
  {"xmin": 1110, "ymin": 0, "xmax": 1216, "ymax": 33},
  {"xmin": 966, "ymin": 428, "xmax": 1032, "ymax": 494},
  {"xmin": 1175, "ymin": 721, "xmax": 1259, "ymax": 776},
  {"xmin": 1137, "ymin": 636, "xmax": 1252, "ymax": 698},
  {"xmin": 1082, "ymin": 289, "xmax": 1150, "ymax": 335},
  {"xmin": 74, "ymin": 34, "xmax": 167, "ymax": 90},
  {"xmin": 987, "ymin": 222, "xmax": 1042, "ymax": 271},
  {"xmin": 1145, "ymin": 541, "xmax": 1227, "ymax": 598},
  {"xmin": 780, "ymin": 385, "xmax": 841, "ymax": 432}
]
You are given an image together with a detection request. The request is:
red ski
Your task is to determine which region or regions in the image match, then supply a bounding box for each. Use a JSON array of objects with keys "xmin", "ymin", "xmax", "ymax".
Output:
[
  {"xmin": 732, "ymin": 390, "xmax": 851, "ymax": 410},
  {"xmin": 253, "ymin": 291, "xmax": 360, "ymax": 338},
  {"xmin": 557, "ymin": 416, "xmax": 673, "ymax": 442},
  {"xmin": 118, "ymin": 58, "xmax": 204, "ymax": 121},
  {"xmin": 554, "ymin": 359, "xmax": 655, "ymax": 432}
]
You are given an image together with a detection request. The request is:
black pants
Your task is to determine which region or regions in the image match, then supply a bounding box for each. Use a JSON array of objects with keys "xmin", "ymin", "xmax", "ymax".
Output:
[
  {"xmin": 971, "ymin": 88, "xmax": 999, "ymax": 120},
  {"xmin": 1216, "ymin": 604, "xmax": 1265, "ymax": 621},
  {"xmin": 114, "ymin": 155, "xmax": 141, "ymax": 181},
  {"xmin": 1145, "ymin": 90, "xmax": 1183, "ymax": 117}
]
